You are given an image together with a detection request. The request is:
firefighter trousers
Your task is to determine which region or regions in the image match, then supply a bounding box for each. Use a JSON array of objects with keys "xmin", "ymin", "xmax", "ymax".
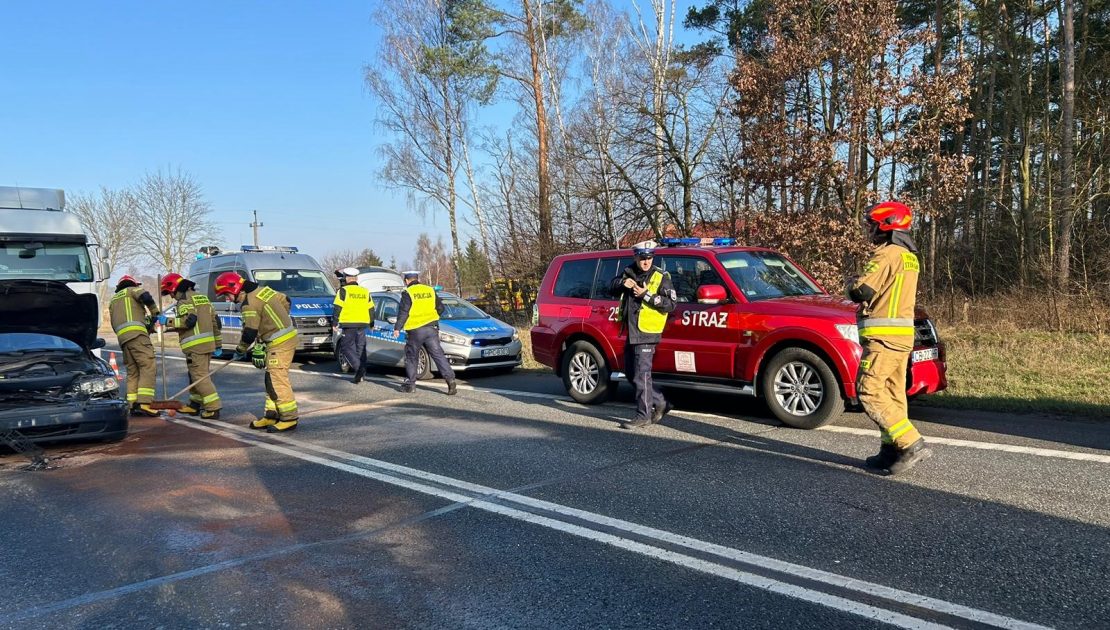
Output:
[
  {"xmin": 856, "ymin": 339, "xmax": 922, "ymax": 449},
  {"xmin": 404, "ymin": 324, "xmax": 455, "ymax": 385},
  {"xmin": 624, "ymin": 343, "xmax": 665, "ymax": 421},
  {"xmin": 263, "ymin": 342, "xmax": 298, "ymax": 421},
  {"xmin": 185, "ymin": 351, "xmax": 221, "ymax": 411},
  {"xmin": 122, "ymin": 335, "xmax": 157, "ymax": 405}
]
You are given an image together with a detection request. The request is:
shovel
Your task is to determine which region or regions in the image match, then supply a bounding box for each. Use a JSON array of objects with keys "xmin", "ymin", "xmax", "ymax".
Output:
[{"xmin": 149, "ymin": 355, "xmax": 238, "ymax": 411}]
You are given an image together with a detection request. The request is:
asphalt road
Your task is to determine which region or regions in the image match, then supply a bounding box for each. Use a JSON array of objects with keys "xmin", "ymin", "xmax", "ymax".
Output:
[{"xmin": 2, "ymin": 348, "xmax": 1108, "ymax": 629}]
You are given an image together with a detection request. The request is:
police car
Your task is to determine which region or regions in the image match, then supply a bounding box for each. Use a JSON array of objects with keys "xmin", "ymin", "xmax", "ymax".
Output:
[
  {"xmin": 334, "ymin": 291, "xmax": 522, "ymax": 378},
  {"xmin": 188, "ymin": 246, "xmax": 336, "ymax": 352},
  {"xmin": 530, "ymin": 238, "xmax": 947, "ymax": 429}
]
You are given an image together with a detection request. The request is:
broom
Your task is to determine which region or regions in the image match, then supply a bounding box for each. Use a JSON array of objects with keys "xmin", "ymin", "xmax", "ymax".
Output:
[{"xmin": 149, "ymin": 355, "xmax": 239, "ymax": 411}]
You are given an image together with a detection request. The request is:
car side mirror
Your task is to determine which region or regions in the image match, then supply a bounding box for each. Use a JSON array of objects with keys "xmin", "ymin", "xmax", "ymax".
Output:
[
  {"xmin": 91, "ymin": 338, "xmax": 106, "ymax": 350},
  {"xmin": 99, "ymin": 261, "xmax": 111, "ymax": 279},
  {"xmin": 696, "ymin": 284, "xmax": 728, "ymax": 305}
]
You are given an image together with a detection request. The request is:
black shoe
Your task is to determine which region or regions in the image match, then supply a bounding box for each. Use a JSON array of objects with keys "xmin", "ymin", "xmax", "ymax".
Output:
[
  {"xmin": 400, "ymin": 383, "xmax": 415, "ymax": 393},
  {"xmin": 886, "ymin": 439, "xmax": 932, "ymax": 475},
  {"xmin": 650, "ymin": 401, "xmax": 674, "ymax": 424},
  {"xmin": 864, "ymin": 443, "xmax": 899, "ymax": 470},
  {"xmin": 352, "ymin": 366, "xmax": 365, "ymax": 384},
  {"xmin": 446, "ymin": 381, "xmax": 457, "ymax": 396},
  {"xmin": 620, "ymin": 417, "xmax": 651, "ymax": 430}
]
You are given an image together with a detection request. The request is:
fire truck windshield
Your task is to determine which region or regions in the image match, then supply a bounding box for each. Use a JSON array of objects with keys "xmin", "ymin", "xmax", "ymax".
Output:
[{"xmin": 717, "ymin": 251, "xmax": 821, "ymax": 301}]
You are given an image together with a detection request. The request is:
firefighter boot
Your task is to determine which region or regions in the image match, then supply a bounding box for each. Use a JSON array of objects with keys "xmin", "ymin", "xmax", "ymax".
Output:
[
  {"xmin": 131, "ymin": 403, "xmax": 160, "ymax": 417},
  {"xmin": 886, "ymin": 439, "xmax": 932, "ymax": 476},
  {"xmin": 864, "ymin": 443, "xmax": 899, "ymax": 471},
  {"xmin": 200, "ymin": 410, "xmax": 220, "ymax": 420},
  {"xmin": 447, "ymin": 380, "xmax": 457, "ymax": 396},
  {"xmin": 178, "ymin": 403, "xmax": 201, "ymax": 416},
  {"xmin": 250, "ymin": 416, "xmax": 277, "ymax": 430},
  {"xmin": 267, "ymin": 419, "xmax": 298, "ymax": 433}
]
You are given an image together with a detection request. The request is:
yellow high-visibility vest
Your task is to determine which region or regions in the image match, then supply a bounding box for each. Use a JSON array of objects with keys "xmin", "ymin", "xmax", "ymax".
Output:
[
  {"xmin": 333, "ymin": 284, "xmax": 373, "ymax": 325},
  {"xmin": 404, "ymin": 284, "xmax": 439, "ymax": 331},
  {"xmin": 636, "ymin": 271, "xmax": 667, "ymax": 334}
]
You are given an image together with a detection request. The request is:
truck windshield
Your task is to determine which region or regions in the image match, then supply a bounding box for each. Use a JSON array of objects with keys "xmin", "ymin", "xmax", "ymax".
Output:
[
  {"xmin": 0, "ymin": 241, "xmax": 93, "ymax": 282},
  {"xmin": 252, "ymin": 269, "xmax": 335, "ymax": 297},
  {"xmin": 717, "ymin": 251, "xmax": 822, "ymax": 301}
]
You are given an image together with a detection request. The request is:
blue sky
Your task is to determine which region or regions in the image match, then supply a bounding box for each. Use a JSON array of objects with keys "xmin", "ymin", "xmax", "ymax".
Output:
[{"xmin": 0, "ymin": 1, "xmax": 453, "ymax": 268}]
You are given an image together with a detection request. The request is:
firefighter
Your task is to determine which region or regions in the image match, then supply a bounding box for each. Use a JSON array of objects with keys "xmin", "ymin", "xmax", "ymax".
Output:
[
  {"xmin": 214, "ymin": 272, "xmax": 300, "ymax": 432},
  {"xmin": 392, "ymin": 271, "xmax": 457, "ymax": 395},
  {"xmin": 160, "ymin": 273, "xmax": 222, "ymax": 419},
  {"xmin": 333, "ymin": 267, "xmax": 373, "ymax": 383},
  {"xmin": 108, "ymin": 275, "xmax": 162, "ymax": 416},
  {"xmin": 849, "ymin": 201, "xmax": 932, "ymax": 475},
  {"xmin": 610, "ymin": 241, "xmax": 677, "ymax": 429}
]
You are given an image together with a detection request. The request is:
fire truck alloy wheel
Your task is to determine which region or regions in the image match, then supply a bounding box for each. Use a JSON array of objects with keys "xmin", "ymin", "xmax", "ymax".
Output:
[
  {"xmin": 562, "ymin": 340, "xmax": 611, "ymax": 404},
  {"xmin": 762, "ymin": 347, "xmax": 843, "ymax": 429}
]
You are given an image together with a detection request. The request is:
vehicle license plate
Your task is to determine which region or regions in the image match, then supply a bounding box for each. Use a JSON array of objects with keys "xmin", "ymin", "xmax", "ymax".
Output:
[
  {"xmin": 912, "ymin": 348, "xmax": 939, "ymax": 363},
  {"xmin": 312, "ymin": 336, "xmax": 329, "ymax": 345},
  {"xmin": 482, "ymin": 347, "xmax": 512, "ymax": 357}
]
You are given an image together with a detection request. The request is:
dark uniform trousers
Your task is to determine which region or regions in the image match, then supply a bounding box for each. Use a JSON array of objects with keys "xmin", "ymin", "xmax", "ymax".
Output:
[
  {"xmin": 338, "ymin": 327, "xmax": 367, "ymax": 372},
  {"xmin": 405, "ymin": 324, "xmax": 455, "ymax": 385},
  {"xmin": 625, "ymin": 343, "xmax": 664, "ymax": 421}
]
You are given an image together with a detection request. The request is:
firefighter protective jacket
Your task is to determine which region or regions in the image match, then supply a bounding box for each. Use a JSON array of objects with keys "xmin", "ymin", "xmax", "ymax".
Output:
[
  {"xmin": 851, "ymin": 242, "xmax": 920, "ymax": 351},
  {"xmin": 109, "ymin": 286, "xmax": 161, "ymax": 345},
  {"xmin": 333, "ymin": 283, "xmax": 374, "ymax": 327},
  {"xmin": 610, "ymin": 264, "xmax": 677, "ymax": 345},
  {"xmin": 172, "ymin": 289, "xmax": 221, "ymax": 354},
  {"xmin": 395, "ymin": 283, "xmax": 444, "ymax": 331},
  {"xmin": 239, "ymin": 285, "xmax": 298, "ymax": 350}
]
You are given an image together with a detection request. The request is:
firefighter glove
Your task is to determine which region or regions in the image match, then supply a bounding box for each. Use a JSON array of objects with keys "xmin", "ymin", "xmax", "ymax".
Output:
[
  {"xmin": 251, "ymin": 344, "xmax": 267, "ymax": 369},
  {"xmin": 212, "ymin": 347, "xmax": 223, "ymax": 359}
]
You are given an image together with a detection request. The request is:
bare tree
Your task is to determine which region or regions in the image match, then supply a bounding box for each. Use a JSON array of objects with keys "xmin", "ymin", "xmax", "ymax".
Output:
[
  {"xmin": 131, "ymin": 168, "xmax": 218, "ymax": 274},
  {"xmin": 68, "ymin": 186, "xmax": 139, "ymax": 303}
]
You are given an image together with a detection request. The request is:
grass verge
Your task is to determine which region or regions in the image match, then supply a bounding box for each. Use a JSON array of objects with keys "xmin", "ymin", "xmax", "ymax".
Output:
[{"xmin": 919, "ymin": 325, "xmax": 1110, "ymax": 418}]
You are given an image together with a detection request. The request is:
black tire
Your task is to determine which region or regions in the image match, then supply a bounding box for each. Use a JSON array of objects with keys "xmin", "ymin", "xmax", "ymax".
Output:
[
  {"xmin": 761, "ymin": 347, "xmax": 843, "ymax": 429},
  {"xmin": 415, "ymin": 347, "xmax": 433, "ymax": 380},
  {"xmin": 561, "ymin": 340, "xmax": 612, "ymax": 404}
]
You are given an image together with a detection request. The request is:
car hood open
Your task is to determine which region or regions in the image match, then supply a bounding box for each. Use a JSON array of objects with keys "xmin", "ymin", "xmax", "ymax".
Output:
[{"xmin": 0, "ymin": 280, "xmax": 100, "ymax": 349}]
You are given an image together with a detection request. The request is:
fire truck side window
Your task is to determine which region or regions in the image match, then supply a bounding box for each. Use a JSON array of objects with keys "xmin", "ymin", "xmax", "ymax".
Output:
[
  {"xmin": 657, "ymin": 256, "xmax": 722, "ymax": 303},
  {"xmin": 552, "ymin": 259, "xmax": 597, "ymax": 300}
]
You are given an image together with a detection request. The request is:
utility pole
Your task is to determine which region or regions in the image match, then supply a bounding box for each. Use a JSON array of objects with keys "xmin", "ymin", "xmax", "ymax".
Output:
[{"xmin": 249, "ymin": 210, "xmax": 263, "ymax": 247}]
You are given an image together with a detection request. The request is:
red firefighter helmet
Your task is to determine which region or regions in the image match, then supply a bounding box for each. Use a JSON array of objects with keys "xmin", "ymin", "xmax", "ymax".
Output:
[
  {"xmin": 866, "ymin": 201, "xmax": 913, "ymax": 232},
  {"xmin": 118, "ymin": 274, "xmax": 139, "ymax": 285},
  {"xmin": 214, "ymin": 272, "xmax": 246, "ymax": 297},
  {"xmin": 160, "ymin": 273, "xmax": 185, "ymax": 296}
]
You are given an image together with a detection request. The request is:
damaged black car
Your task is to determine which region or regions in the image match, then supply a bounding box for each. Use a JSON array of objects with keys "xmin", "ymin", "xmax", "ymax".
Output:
[{"xmin": 0, "ymin": 279, "xmax": 128, "ymax": 444}]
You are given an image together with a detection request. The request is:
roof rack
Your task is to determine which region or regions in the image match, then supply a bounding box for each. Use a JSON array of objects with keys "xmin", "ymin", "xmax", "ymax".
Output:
[
  {"xmin": 659, "ymin": 237, "xmax": 739, "ymax": 248},
  {"xmin": 241, "ymin": 245, "xmax": 299, "ymax": 253}
]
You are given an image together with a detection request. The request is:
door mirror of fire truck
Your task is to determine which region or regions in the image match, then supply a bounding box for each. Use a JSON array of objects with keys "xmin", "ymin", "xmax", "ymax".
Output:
[{"xmin": 696, "ymin": 284, "xmax": 728, "ymax": 305}]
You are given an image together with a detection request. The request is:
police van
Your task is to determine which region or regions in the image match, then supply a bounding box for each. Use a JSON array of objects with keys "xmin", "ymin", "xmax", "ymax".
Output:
[{"xmin": 188, "ymin": 246, "xmax": 335, "ymax": 352}]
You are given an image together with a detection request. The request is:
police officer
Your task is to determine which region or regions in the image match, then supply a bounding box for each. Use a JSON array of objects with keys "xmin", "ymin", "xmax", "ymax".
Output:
[
  {"xmin": 849, "ymin": 201, "xmax": 931, "ymax": 475},
  {"xmin": 333, "ymin": 267, "xmax": 373, "ymax": 383},
  {"xmin": 610, "ymin": 241, "xmax": 677, "ymax": 429},
  {"xmin": 160, "ymin": 273, "xmax": 222, "ymax": 419},
  {"xmin": 109, "ymin": 275, "xmax": 162, "ymax": 416},
  {"xmin": 392, "ymin": 271, "xmax": 457, "ymax": 395},
  {"xmin": 214, "ymin": 272, "xmax": 301, "ymax": 432}
]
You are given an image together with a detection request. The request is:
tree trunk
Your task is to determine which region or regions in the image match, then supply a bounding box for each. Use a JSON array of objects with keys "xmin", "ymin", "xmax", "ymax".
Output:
[
  {"xmin": 523, "ymin": 0, "xmax": 553, "ymax": 265},
  {"xmin": 1055, "ymin": 0, "xmax": 1076, "ymax": 288}
]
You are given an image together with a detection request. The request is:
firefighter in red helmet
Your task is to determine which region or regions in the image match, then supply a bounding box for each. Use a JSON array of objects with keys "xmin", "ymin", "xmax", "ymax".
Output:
[
  {"xmin": 214, "ymin": 271, "xmax": 300, "ymax": 432},
  {"xmin": 848, "ymin": 201, "xmax": 931, "ymax": 475},
  {"xmin": 161, "ymin": 273, "xmax": 222, "ymax": 419}
]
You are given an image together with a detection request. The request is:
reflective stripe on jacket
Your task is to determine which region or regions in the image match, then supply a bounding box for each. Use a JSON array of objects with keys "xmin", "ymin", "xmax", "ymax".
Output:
[
  {"xmin": 109, "ymin": 287, "xmax": 157, "ymax": 344},
  {"xmin": 174, "ymin": 290, "xmax": 220, "ymax": 353},
  {"xmin": 853, "ymin": 244, "xmax": 919, "ymax": 350},
  {"xmin": 242, "ymin": 285, "xmax": 298, "ymax": 347}
]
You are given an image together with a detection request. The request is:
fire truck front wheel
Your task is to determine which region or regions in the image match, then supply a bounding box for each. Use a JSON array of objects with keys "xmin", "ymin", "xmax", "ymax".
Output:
[{"xmin": 761, "ymin": 347, "xmax": 843, "ymax": 429}]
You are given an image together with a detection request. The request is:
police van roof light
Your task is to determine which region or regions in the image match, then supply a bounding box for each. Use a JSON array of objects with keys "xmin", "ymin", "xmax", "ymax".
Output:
[
  {"xmin": 712, "ymin": 237, "xmax": 738, "ymax": 247},
  {"xmin": 241, "ymin": 245, "xmax": 299, "ymax": 253}
]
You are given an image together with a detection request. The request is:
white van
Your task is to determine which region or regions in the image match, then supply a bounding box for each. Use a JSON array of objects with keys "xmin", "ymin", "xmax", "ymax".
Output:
[{"xmin": 0, "ymin": 187, "xmax": 110, "ymax": 315}]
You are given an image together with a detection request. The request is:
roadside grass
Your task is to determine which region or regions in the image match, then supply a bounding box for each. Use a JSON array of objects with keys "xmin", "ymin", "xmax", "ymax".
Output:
[{"xmin": 918, "ymin": 324, "xmax": 1110, "ymax": 418}]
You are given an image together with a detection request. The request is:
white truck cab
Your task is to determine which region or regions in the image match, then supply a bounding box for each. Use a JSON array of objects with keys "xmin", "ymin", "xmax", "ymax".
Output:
[{"xmin": 0, "ymin": 187, "xmax": 111, "ymax": 317}]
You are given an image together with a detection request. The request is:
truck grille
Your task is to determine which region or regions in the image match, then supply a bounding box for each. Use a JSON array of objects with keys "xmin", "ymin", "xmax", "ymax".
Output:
[{"xmin": 294, "ymin": 316, "xmax": 329, "ymax": 329}]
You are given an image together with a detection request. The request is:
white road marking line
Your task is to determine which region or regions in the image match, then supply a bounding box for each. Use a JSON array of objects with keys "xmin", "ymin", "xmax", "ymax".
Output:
[
  {"xmin": 819, "ymin": 425, "xmax": 1110, "ymax": 464},
  {"xmin": 153, "ymin": 352, "xmax": 1110, "ymax": 464},
  {"xmin": 173, "ymin": 416, "xmax": 1048, "ymax": 630}
]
